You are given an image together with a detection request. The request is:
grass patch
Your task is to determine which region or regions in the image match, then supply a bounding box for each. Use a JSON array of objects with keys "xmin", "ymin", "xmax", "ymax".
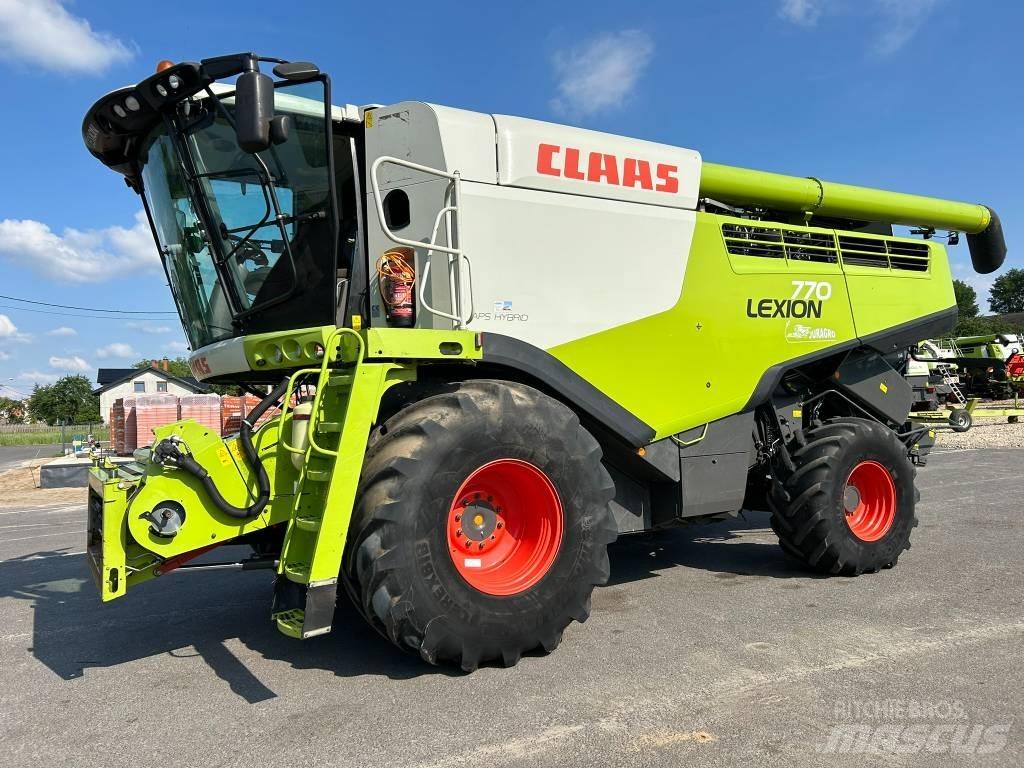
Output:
[{"xmin": 0, "ymin": 427, "xmax": 110, "ymax": 447}]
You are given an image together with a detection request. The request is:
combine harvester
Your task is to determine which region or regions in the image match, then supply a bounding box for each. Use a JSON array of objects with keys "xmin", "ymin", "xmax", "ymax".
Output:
[
  {"xmin": 82, "ymin": 54, "xmax": 1007, "ymax": 669},
  {"xmin": 947, "ymin": 334, "xmax": 1024, "ymax": 399}
]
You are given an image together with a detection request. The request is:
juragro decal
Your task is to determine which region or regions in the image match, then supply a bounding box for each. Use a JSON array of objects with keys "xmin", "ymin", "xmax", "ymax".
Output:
[
  {"xmin": 536, "ymin": 144, "xmax": 679, "ymax": 193},
  {"xmin": 747, "ymin": 281, "xmax": 832, "ymax": 319}
]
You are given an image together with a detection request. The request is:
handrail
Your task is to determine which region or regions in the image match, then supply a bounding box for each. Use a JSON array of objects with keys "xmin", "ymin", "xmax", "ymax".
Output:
[
  {"xmin": 368, "ymin": 155, "xmax": 473, "ymax": 328},
  {"xmin": 276, "ymin": 327, "xmax": 365, "ymax": 460},
  {"xmin": 278, "ymin": 367, "xmax": 321, "ymax": 457}
]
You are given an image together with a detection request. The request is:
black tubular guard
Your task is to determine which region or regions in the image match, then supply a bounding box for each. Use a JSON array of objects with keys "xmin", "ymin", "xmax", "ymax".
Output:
[{"xmin": 967, "ymin": 206, "xmax": 1007, "ymax": 275}]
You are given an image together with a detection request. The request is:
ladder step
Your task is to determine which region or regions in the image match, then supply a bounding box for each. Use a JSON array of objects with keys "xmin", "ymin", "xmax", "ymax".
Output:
[
  {"xmin": 294, "ymin": 515, "xmax": 322, "ymax": 532},
  {"xmin": 316, "ymin": 422, "xmax": 342, "ymax": 433},
  {"xmin": 328, "ymin": 373, "xmax": 354, "ymax": 388},
  {"xmin": 284, "ymin": 561, "xmax": 310, "ymax": 582},
  {"xmin": 305, "ymin": 469, "xmax": 331, "ymax": 482},
  {"xmin": 274, "ymin": 609, "xmax": 304, "ymax": 639}
]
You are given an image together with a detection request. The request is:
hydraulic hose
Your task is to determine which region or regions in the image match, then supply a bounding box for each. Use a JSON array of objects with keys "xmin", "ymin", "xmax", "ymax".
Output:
[{"xmin": 154, "ymin": 376, "xmax": 290, "ymax": 519}]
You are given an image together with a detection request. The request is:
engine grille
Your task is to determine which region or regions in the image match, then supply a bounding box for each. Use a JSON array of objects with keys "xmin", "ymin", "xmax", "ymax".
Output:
[
  {"xmin": 837, "ymin": 235, "xmax": 930, "ymax": 272},
  {"xmin": 721, "ymin": 222, "xmax": 930, "ymax": 272},
  {"xmin": 721, "ymin": 223, "xmax": 838, "ymax": 263}
]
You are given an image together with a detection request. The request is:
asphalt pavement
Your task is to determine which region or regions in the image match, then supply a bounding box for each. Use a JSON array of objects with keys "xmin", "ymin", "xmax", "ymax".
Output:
[
  {"xmin": 0, "ymin": 444, "xmax": 60, "ymax": 473},
  {"xmin": 0, "ymin": 449, "xmax": 1021, "ymax": 767}
]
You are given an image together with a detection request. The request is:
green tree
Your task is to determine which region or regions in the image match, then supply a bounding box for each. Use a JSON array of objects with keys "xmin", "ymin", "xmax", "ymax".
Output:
[
  {"xmin": 952, "ymin": 279, "xmax": 979, "ymax": 318},
  {"xmin": 989, "ymin": 268, "xmax": 1024, "ymax": 315},
  {"xmin": 132, "ymin": 356, "xmax": 193, "ymax": 378},
  {"xmin": 27, "ymin": 376, "xmax": 101, "ymax": 425},
  {"xmin": 0, "ymin": 396, "xmax": 26, "ymax": 424},
  {"xmin": 953, "ymin": 315, "xmax": 994, "ymax": 338}
]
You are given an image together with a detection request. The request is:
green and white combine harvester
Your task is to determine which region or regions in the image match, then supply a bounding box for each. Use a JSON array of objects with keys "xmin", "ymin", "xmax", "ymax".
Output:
[{"xmin": 81, "ymin": 54, "xmax": 1007, "ymax": 669}]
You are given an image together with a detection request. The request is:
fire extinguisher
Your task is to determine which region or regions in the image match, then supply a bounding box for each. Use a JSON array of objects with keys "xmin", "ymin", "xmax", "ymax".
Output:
[{"xmin": 376, "ymin": 247, "xmax": 416, "ymax": 327}]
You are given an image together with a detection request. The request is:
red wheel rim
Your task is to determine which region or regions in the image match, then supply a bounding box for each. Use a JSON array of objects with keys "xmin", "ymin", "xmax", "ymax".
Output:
[
  {"xmin": 447, "ymin": 459, "xmax": 563, "ymax": 596},
  {"xmin": 843, "ymin": 460, "xmax": 896, "ymax": 542}
]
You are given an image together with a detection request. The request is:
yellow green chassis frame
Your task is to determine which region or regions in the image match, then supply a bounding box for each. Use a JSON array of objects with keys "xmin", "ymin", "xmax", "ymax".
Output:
[
  {"xmin": 912, "ymin": 397, "xmax": 1024, "ymax": 423},
  {"xmin": 87, "ymin": 326, "xmax": 482, "ymax": 638}
]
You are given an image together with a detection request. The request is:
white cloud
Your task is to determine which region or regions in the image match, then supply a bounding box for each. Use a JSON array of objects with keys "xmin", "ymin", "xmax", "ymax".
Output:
[
  {"xmin": 551, "ymin": 30, "xmax": 655, "ymax": 117},
  {"xmin": 0, "ymin": 350, "xmax": 10, "ymax": 361},
  {"xmin": 49, "ymin": 355, "xmax": 90, "ymax": 372},
  {"xmin": 17, "ymin": 370, "xmax": 60, "ymax": 386},
  {"xmin": 779, "ymin": 0, "xmax": 824, "ymax": 25},
  {"xmin": 164, "ymin": 340, "xmax": 190, "ymax": 354},
  {"xmin": 126, "ymin": 322, "xmax": 173, "ymax": 334},
  {"xmin": 46, "ymin": 326, "xmax": 77, "ymax": 337},
  {"xmin": 0, "ymin": 0, "xmax": 134, "ymax": 74},
  {"xmin": 777, "ymin": 0, "xmax": 939, "ymax": 55},
  {"xmin": 0, "ymin": 210, "xmax": 157, "ymax": 283},
  {"xmin": 0, "ymin": 314, "xmax": 16, "ymax": 337},
  {"xmin": 95, "ymin": 342, "xmax": 138, "ymax": 360},
  {"xmin": 872, "ymin": 0, "xmax": 940, "ymax": 56}
]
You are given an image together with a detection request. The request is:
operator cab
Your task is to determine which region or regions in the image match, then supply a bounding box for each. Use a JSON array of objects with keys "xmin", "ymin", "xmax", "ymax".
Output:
[{"xmin": 82, "ymin": 54, "xmax": 364, "ymax": 367}]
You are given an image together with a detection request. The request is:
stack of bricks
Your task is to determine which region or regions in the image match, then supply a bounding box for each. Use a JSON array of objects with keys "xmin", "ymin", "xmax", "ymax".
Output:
[
  {"xmin": 123, "ymin": 396, "xmax": 138, "ymax": 453},
  {"xmin": 246, "ymin": 394, "xmax": 279, "ymax": 430},
  {"xmin": 110, "ymin": 399, "xmax": 127, "ymax": 454},
  {"xmin": 220, "ymin": 393, "xmax": 281, "ymax": 436},
  {"xmin": 132, "ymin": 394, "xmax": 179, "ymax": 449},
  {"xmin": 220, "ymin": 395, "xmax": 246, "ymax": 435},
  {"xmin": 179, "ymin": 393, "xmax": 222, "ymax": 435}
]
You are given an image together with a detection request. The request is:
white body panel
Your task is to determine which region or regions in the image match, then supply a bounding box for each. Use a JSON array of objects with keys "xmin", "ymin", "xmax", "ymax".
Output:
[
  {"xmin": 362, "ymin": 102, "xmax": 702, "ymax": 348},
  {"xmin": 495, "ymin": 115, "xmax": 701, "ymax": 210},
  {"xmin": 459, "ymin": 182, "xmax": 694, "ymax": 348},
  {"xmin": 366, "ymin": 102, "xmax": 496, "ymax": 190},
  {"xmin": 188, "ymin": 336, "xmax": 249, "ymax": 381}
]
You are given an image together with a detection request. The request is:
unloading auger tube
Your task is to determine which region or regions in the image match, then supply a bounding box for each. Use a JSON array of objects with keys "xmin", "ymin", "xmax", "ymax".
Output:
[
  {"xmin": 152, "ymin": 377, "xmax": 290, "ymax": 519},
  {"xmin": 700, "ymin": 163, "xmax": 1007, "ymax": 274}
]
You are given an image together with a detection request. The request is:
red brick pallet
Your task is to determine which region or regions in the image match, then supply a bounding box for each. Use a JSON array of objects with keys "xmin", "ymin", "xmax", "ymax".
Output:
[
  {"xmin": 123, "ymin": 396, "xmax": 138, "ymax": 453},
  {"xmin": 180, "ymin": 393, "xmax": 222, "ymax": 435},
  {"xmin": 110, "ymin": 399, "xmax": 127, "ymax": 455},
  {"xmin": 133, "ymin": 394, "xmax": 179, "ymax": 449}
]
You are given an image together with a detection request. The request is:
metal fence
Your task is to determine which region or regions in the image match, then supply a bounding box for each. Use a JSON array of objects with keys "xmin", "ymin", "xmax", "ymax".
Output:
[
  {"xmin": 0, "ymin": 423, "xmax": 102, "ymax": 434},
  {"xmin": 0, "ymin": 422, "xmax": 109, "ymax": 448}
]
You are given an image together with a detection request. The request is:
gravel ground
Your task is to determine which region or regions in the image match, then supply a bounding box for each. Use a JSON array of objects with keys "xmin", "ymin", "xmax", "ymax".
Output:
[
  {"xmin": 0, "ymin": 464, "xmax": 88, "ymax": 509},
  {"xmin": 932, "ymin": 401, "xmax": 1024, "ymax": 450},
  {"xmin": 0, "ymin": 449, "xmax": 1021, "ymax": 767}
]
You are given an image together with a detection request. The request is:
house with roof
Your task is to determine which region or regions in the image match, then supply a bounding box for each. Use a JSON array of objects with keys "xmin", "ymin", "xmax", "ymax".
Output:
[{"xmin": 93, "ymin": 359, "xmax": 209, "ymax": 424}]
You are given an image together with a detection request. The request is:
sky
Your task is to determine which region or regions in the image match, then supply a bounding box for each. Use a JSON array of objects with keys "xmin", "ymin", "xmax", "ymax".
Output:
[{"xmin": 0, "ymin": 0, "xmax": 1021, "ymax": 399}]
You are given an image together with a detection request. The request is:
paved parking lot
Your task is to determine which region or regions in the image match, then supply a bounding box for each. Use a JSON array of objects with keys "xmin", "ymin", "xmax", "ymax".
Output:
[
  {"xmin": 0, "ymin": 449, "xmax": 1021, "ymax": 767},
  {"xmin": 0, "ymin": 444, "xmax": 59, "ymax": 473}
]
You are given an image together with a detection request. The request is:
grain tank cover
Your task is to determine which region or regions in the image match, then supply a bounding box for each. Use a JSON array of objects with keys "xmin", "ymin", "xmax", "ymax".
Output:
[{"xmin": 494, "ymin": 115, "xmax": 702, "ymax": 210}]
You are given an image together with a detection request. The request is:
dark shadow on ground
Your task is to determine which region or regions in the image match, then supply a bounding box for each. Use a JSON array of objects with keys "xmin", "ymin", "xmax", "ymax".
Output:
[
  {"xmin": 0, "ymin": 545, "xmax": 460, "ymax": 703},
  {"xmin": 1, "ymin": 511, "xmax": 812, "ymax": 701},
  {"xmin": 606, "ymin": 509, "xmax": 822, "ymax": 585}
]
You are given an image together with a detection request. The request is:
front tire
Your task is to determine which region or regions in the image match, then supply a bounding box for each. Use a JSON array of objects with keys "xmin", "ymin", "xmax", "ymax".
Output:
[
  {"xmin": 342, "ymin": 380, "xmax": 617, "ymax": 670},
  {"xmin": 769, "ymin": 417, "xmax": 918, "ymax": 575},
  {"xmin": 949, "ymin": 408, "xmax": 972, "ymax": 432}
]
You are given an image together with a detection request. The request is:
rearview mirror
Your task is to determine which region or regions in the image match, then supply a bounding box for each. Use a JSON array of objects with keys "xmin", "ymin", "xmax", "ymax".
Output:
[{"xmin": 235, "ymin": 70, "xmax": 274, "ymax": 154}]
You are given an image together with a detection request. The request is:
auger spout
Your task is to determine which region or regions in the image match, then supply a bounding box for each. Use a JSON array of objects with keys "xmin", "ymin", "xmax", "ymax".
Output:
[{"xmin": 700, "ymin": 162, "xmax": 1006, "ymax": 274}]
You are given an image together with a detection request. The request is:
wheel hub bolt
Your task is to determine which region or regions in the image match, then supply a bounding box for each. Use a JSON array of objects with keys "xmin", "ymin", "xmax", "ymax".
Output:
[
  {"xmin": 456, "ymin": 529, "xmax": 463, "ymax": 537},
  {"xmin": 454, "ymin": 514, "xmax": 461, "ymax": 522}
]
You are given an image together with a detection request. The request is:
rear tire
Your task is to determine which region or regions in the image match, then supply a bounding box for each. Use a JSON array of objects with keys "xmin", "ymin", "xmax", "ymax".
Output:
[
  {"xmin": 768, "ymin": 417, "xmax": 917, "ymax": 575},
  {"xmin": 342, "ymin": 380, "xmax": 617, "ymax": 670}
]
